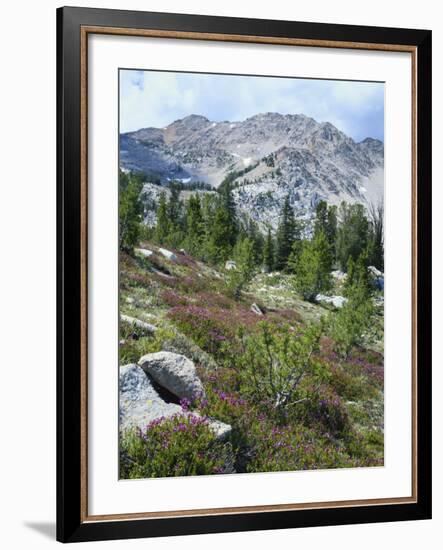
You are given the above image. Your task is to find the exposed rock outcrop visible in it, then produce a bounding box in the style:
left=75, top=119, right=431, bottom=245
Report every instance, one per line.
left=120, top=314, right=157, bottom=334
left=138, top=351, right=205, bottom=400
left=119, top=363, right=231, bottom=441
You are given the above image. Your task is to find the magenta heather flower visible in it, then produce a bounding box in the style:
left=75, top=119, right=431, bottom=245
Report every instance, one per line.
left=180, top=397, right=191, bottom=411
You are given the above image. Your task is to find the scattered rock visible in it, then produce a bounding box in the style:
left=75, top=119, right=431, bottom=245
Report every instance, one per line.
left=250, top=302, right=264, bottom=316
left=119, top=364, right=182, bottom=432
left=138, top=351, right=205, bottom=400
left=158, top=248, right=177, bottom=261
left=315, top=294, right=347, bottom=308
left=135, top=247, right=153, bottom=258
left=225, top=260, right=237, bottom=271
left=206, top=418, right=232, bottom=440
left=121, top=314, right=157, bottom=334
left=179, top=248, right=187, bottom=255
left=331, top=270, right=347, bottom=281
left=368, top=265, right=383, bottom=277
left=120, top=364, right=231, bottom=442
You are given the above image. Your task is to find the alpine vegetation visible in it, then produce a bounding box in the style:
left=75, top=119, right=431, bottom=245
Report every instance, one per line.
left=118, top=71, right=384, bottom=479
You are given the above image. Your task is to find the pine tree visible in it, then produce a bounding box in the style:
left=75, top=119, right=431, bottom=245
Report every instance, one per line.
left=207, top=204, right=234, bottom=264
left=292, top=231, right=333, bottom=302
left=221, top=182, right=238, bottom=248
left=227, top=237, right=257, bottom=300
left=155, top=192, right=170, bottom=244
left=184, top=194, right=204, bottom=255
left=335, top=202, right=370, bottom=271
left=244, top=216, right=264, bottom=266
left=119, top=174, right=143, bottom=252
left=314, top=201, right=328, bottom=237
left=367, top=201, right=384, bottom=271
left=263, top=229, right=274, bottom=273
left=275, top=196, right=298, bottom=270
left=345, top=250, right=372, bottom=298
left=314, top=200, right=337, bottom=257
left=326, top=204, right=338, bottom=258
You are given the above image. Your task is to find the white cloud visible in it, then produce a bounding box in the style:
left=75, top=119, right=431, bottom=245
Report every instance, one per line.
left=119, top=70, right=384, bottom=142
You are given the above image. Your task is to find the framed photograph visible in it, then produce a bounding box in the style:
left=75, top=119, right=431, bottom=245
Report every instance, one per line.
left=57, top=6, right=432, bottom=543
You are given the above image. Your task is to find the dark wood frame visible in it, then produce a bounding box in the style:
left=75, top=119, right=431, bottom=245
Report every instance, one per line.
left=57, top=6, right=432, bottom=543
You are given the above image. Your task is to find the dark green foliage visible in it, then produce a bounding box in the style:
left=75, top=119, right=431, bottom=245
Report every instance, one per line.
left=367, top=202, right=384, bottom=271
left=119, top=172, right=143, bottom=252
left=329, top=284, right=375, bottom=358
left=154, top=192, right=169, bottom=244
left=184, top=194, right=204, bottom=255
left=226, top=237, right=257, bottom=299
left=235, top=322, right=327, bottom=418
left=218, top=162, right=259, bottom=194
left=292, top=231, right=333, bottom=301
left=345, top=250, right=372, bottom=298
left=335, top=202, right=370, bottom=270
left=275, top=196, right=300, bottom=270
left=314, top=201, right=338, bottom=257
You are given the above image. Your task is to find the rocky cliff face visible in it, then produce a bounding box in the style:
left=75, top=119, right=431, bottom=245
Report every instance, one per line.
left=120, top=112, right=384, bottom=228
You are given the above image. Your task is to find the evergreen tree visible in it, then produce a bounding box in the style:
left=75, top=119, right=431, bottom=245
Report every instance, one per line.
left=314, top=201, right=329, bottom=237
left=184, top=194, right=204, bottom=255
left=166, top=185, right=185, bottom=246
left=119, top=174, right=143, bottom=252
left=263, top=228, right=274, bottom=273
left=220, top=182, right=238, bottom=248
left=345, top=250, right=372, bottom=298
left=207, top=203, right=234, bottom=264
left=326, top=204, right=338, bottom=258
left=155, top=192, right=170, bottom=244
left=244, top=216, right=264, bottom=266
left=314, top=201, right=337, bottom=257
left=227, top=237, right=257, bottom=300
left=329, top=283, right=375, bottom=358
left=367, top=201, right=384, bottom=271
left=335, top=202, right=370, bottom=271
left=275, top=196, right=298, bottom=270
left=292, top=231, right=333, bottom=302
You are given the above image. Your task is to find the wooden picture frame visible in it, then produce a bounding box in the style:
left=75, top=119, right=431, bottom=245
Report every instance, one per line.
left=57, top=6, right=432, bottom=543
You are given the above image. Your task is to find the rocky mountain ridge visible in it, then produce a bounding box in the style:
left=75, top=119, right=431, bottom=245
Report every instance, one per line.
left=120, top=112, right=384, bottom=228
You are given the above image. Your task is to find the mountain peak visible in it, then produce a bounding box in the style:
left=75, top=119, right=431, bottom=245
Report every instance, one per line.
left=172, top=114, right=210, bottom=126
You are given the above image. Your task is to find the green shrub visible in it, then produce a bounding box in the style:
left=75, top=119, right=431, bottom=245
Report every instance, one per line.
left=120, top=414, right=232, bottom=479
left=234, top=322, right=328, bottom=419
left=328, top=285, right=375, bottom=358
left=119, top=326, right=176, bottom=364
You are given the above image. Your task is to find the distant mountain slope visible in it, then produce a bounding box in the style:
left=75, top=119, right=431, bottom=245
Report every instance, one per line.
left=120, top=113, right=384, bottom=228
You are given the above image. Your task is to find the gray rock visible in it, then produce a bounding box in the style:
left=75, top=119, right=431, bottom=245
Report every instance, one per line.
left=315, top=294, right=347, bottom=308
left=225, top=260, right=237, bottom=271
left=120, top=314, right=157, bottom=334
left=119, top=364, right=231, bottom=442
left=158, top=248, right=177, bottom=261
left=250, top=302, right=264, bottom=316
left=331, top=270, right=347, bottom=281
left=206, top=418, right=232, bottom=440
left=135, top=247, right=153, bottom=258
left=138, top=351, right=205, bottom=400
left=368, top=265, right=383, bottom=277
left=119, top=364, right=182, bottom=432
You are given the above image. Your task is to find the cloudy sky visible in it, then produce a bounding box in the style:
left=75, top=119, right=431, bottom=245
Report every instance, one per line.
left=120, top=69, right=384, bottom=142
